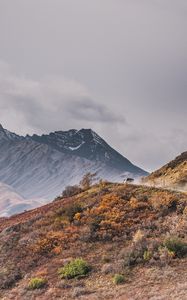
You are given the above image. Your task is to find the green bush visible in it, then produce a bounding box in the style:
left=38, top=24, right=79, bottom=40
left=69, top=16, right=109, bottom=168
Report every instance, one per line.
left=113, top=274, right=125, bottom=285
left=28, top=277, right=47, bottom=290
left=143, top=250, right=152, bottom=261
left=164, top=237, right=187, bottom=258
left=58, top=258, right=91, bottom=279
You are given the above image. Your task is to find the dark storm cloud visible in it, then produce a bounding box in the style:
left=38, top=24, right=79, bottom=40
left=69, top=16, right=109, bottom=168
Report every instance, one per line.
left=0, top=0, right=186, bottom=170
left=66, top=99, right=125, bottom=124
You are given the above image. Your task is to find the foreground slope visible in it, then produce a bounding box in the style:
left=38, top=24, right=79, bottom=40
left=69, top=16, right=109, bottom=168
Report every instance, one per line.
left=143, top=152, right=187, bottom=191
left=0, top=183, right=186, bottom=299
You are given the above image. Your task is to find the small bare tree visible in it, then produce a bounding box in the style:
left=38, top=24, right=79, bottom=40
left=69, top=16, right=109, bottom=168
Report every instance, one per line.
left=79, top=172, right=97, bottom=190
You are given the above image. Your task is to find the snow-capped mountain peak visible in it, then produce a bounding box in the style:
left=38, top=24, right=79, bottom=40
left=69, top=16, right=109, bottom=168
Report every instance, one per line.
left=76, top=128, right=104, bottom=145
left=30, top=128, right=147, bottom=175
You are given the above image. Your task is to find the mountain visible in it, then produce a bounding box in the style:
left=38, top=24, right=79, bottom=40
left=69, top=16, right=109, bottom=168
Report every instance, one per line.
left=0, top=183, right=186, bottom=299
left=143, top=152, right=187, bottom=191
left=0, top=124, right=23, bottom=142
left=0, top=125, right=147, bottom=207
left=0, top=182, right=44, bottom=217
left=0, top=182, right=24, bottom=216
left=30, top=128, right=146, bottom=174
left=0, top=134, right=107, bottom=200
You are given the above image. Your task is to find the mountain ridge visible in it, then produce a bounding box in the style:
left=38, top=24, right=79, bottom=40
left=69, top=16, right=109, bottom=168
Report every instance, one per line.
left=30, top=128, right=146, bottom=175
left=0, top=124, right=148, bottom=215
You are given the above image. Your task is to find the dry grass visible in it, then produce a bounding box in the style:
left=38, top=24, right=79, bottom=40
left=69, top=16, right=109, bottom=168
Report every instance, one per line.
left=0, top=183, right=186, bottom=299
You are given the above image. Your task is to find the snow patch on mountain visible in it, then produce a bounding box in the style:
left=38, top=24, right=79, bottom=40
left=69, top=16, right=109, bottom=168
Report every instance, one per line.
left=69, top=141, right=85, bottom=151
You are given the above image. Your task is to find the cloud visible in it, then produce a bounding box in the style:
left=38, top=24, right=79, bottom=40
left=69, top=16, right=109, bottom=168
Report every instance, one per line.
left=0, top=61, right=186, bottom=172
left=0, top=63, right=125, bottom=135
left=0, top=0, right=186, bottom=171
left=66, top=98, right=125, bottom=124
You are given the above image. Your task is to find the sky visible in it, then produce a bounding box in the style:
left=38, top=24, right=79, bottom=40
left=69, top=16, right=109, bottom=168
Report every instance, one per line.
left=0, top=0, right=186, bottom=171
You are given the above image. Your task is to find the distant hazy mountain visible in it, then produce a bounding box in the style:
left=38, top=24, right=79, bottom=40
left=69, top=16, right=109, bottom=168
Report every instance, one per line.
left=143, top=152, right=187, bottom=191
left=0, top=124, right=147, bottom=212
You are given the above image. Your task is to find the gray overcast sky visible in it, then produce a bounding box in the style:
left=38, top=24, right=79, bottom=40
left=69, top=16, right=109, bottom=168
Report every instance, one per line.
left=0, top=0, right=186, bottom=171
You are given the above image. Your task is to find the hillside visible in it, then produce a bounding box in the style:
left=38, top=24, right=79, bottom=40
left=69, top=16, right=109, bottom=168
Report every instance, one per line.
left=0, top=183, right=186, bottom=299
left=143, top=152, right=187, bottom=191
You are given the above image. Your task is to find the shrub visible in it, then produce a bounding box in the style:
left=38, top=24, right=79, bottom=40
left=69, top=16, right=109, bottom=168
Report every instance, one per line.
left=124, top=247, right=145, bottom=266
left=158, top=247, right=175, bottom=265
left=143, top=250, right=152, bottom=261
left=163, top=237, right=187, bottom=258
left=123, top=230, right=148, bottom=265
left=123, top=231, right=148, bottom=266
left=65, top=204, right=83, bottom=222
left=53, top=216, right=65, bottom=229
left=32, top=237, right=56, bottom=254
left=31, top=231, right=67, bottom=255
left=0, top=269, right=22, bottom=289
left=133, top=230, right=145, bottom=244
left=56, top=203, right=83, bottom=223
left=28, top=277, right=47, bottom=290
left=62, top=185, right=82, bottom=198
left=102, top=254, right=111, bottom=263
left=58, top=258, right=91, bottom=279
left=113, top=274, right=125, bottom=285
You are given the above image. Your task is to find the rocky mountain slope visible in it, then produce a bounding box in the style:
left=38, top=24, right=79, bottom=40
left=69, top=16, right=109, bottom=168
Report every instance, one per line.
left=0, top=183, right=186, bottom=299
left=0, top=125, right=147, bottom=207
left=0, top=137, right=106, bottom=200
left=30, top=128, right=145, bottom=174
left=143, top=152, right=187, bottom=191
